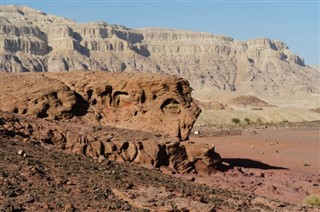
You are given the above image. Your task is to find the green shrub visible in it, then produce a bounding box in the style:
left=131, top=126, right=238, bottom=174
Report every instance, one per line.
left=303, top=194, right=320, bottom=207
left=244, top=118, right=251, bottom=124
left=231, top=118, right=241, bottom=124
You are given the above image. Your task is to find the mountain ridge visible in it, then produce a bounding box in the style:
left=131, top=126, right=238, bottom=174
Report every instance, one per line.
left=1, top=5, right=319, bottom=96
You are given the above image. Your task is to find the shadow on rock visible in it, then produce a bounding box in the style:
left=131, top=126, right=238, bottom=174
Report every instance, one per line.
left=72, top=92, right=89, bottom=116
left=217, top=158, right=289, bottom=171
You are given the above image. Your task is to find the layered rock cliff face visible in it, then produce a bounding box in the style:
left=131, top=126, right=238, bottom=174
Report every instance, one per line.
left=0, top=72, right=201, bottom=141
left=1, top=5, right=319, bottom=95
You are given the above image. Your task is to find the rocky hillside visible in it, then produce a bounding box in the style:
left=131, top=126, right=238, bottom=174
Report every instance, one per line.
left=1, top=136, right=309, bottom=211
left=0, top=109, right=221, bottom=175
left=1, top=5, right=319, bottom=95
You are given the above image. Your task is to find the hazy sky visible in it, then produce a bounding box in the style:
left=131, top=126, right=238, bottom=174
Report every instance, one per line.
left=2, top=0, right=320, bottom=65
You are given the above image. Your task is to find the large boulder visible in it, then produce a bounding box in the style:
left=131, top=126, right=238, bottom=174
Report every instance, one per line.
left=0, top=72, right=201, bottom=140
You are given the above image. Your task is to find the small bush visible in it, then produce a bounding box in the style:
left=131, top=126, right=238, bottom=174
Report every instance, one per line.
left=244, top=118, right=251, bottom=124
left=303, top=194, right=320, bottom=207
left=231, top=118, right=241, bottom=124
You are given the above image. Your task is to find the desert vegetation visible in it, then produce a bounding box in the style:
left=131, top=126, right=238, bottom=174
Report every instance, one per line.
left=231, top=118, right=241, bottom=124
left=303, top=194, right=320, bottom=207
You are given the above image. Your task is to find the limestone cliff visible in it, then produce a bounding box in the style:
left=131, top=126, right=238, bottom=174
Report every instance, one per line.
left=1, top=5, right=319, bottom=96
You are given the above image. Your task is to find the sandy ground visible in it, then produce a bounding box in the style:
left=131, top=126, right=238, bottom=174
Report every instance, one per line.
left=193, top=90, right=320, bottom=109
left=193, top=90, right=320, bottom=126
left=192, top=128, right=319, bottom=174
left=195, top=108, right=320, bottom=126
left=185, top=127, right=320, bottom=204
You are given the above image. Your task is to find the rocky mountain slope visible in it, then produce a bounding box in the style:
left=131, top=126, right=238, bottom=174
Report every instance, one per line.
left=1, top=5, right=319, bottom=96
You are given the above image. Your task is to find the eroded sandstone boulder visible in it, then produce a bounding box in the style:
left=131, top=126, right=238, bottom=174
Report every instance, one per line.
left=0, top=72, right=201, bottom=141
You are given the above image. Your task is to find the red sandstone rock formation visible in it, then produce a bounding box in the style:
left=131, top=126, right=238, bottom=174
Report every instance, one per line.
left=0, top=110, right=221, bottom=174
left=0, top=72, right=221, bottom=174
left=0, top=72, right=201, bottom=141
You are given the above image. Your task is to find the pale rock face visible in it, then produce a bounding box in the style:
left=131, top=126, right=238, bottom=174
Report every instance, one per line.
left=1, top=5, right=319, bottom=96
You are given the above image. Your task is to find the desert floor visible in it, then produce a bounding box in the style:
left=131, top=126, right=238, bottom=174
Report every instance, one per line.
left=1, top=126, right=319, bottom=211
left=185, top=127, right=320, bottom=204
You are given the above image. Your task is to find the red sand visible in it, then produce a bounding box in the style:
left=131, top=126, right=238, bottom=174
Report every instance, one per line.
left=185, top=127, right=320, bottom=204
left=193, top=128, right=320, bottom=174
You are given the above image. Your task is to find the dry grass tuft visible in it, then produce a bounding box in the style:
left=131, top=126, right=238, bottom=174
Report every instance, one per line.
left=303, top=194, right=320, bottom=207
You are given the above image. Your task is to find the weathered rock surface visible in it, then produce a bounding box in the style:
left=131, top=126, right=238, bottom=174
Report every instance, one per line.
left=0, top=72, right=201, bottom=140
left=1, top=5, right=319, bottom=96
left=0, top=110, right=221, bottom=175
